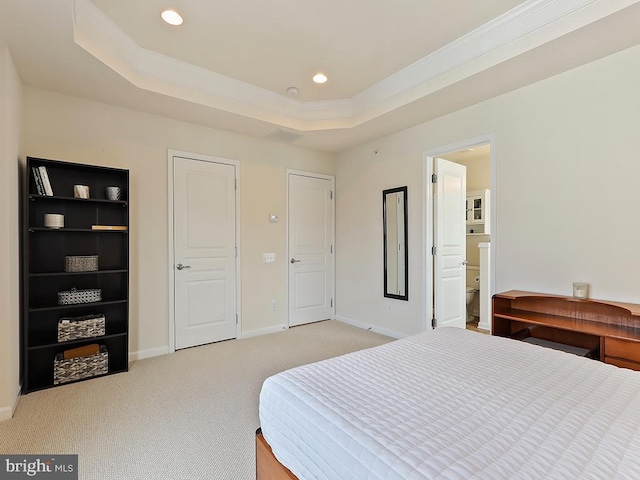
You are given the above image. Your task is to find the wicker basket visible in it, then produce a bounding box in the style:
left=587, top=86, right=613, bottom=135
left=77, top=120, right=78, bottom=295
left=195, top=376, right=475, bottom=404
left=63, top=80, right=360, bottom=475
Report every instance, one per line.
left=53, top=345, right=108, bottom=385
left=58, top=314, right=105, bottom=342
left=65, top=255, right=98, bottom=273
left=58, top=288, right=102, bottom=305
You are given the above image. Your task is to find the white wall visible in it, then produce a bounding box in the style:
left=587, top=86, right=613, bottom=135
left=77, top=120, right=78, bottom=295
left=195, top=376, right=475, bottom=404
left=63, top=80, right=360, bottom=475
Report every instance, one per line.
left=452, top=155, right=490, bottom=192
left=336, top=43, right=640, bottom=337
left=22, top=87, right=335, bottom=358
left=0, top=45, right=22, bottom=420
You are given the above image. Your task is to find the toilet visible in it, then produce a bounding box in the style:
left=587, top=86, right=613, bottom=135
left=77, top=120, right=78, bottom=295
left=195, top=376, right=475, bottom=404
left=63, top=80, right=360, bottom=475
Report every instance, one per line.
left=465, top=287, right=477, bottom=322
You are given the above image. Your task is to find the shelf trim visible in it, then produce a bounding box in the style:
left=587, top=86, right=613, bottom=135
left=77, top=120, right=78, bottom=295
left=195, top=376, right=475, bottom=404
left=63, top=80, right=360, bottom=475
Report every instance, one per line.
left=29, top=227, right=128, bottom=233
left=29, top=269, right=128, bottom=277
left=494, top=290, right=640, bottom=317
left=29, top=194, right=127, bottom=205
left=29, top=299, right=128, bottom=312
left=494, top=309, right=640, bottom=341
left=24, top=368, right=129, bottom=394
left=28, top=332, right=128, bottom=351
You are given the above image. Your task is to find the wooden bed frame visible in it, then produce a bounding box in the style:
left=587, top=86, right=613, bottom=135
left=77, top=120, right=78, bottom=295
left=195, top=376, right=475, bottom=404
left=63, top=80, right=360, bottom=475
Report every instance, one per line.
left=256, top=429, right=298, bottom=480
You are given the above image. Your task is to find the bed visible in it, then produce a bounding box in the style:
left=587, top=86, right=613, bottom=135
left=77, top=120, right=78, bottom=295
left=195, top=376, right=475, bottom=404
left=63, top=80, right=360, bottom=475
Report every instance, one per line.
left=257, top=327, right=640, bottom=479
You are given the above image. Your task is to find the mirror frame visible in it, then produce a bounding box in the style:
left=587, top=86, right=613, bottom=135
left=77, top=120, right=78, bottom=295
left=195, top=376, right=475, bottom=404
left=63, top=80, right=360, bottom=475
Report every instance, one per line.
left=383, top=186, right=408, bottom=301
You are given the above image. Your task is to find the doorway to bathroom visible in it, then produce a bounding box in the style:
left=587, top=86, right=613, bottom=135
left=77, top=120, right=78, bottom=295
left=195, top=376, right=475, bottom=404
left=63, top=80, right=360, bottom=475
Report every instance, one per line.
left=424, top=135, right=495, bottom=335
left=440, top=144, right=492, bottom=334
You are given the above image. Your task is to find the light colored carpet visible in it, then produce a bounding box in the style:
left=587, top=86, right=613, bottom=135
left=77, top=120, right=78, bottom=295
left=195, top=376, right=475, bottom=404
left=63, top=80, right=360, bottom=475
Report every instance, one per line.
left=0, top=320, right=391, bottom=479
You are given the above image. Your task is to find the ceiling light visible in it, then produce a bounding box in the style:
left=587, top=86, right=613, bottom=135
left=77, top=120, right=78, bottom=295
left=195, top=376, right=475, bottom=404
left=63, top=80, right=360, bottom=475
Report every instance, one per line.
left=161, top=9, right=183, bottom=26
left=313, top=73, right=328, bottom=84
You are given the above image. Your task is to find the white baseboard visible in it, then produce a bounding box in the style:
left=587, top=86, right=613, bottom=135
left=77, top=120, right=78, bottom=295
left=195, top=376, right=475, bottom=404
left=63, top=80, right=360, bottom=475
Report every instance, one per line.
left=334, top=315, right=404, bottom=339
left=126, top=318, right=399, bottom=361
left=129, top=346, right=170, bottom=362
left=239, top=324, right=288, bottom=339
left=129, top=325, right=291, bottom=361
left=477, top=321, right=491, bottom=332
left=0, top=383, right=21, bottom=422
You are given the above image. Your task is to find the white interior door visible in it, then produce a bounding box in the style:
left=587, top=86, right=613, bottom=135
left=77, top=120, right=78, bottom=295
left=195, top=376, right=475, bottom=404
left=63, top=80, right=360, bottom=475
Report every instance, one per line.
left=174, top=156, right=237, bottom=349
left=434, top=158, right=467, bottom=329
left=288, top=173, right=334, bottom=327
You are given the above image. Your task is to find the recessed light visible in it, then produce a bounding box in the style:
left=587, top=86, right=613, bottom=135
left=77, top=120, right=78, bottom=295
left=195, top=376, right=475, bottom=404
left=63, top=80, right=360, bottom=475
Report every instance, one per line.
left=161, top=9, right=183, bottom=26
left=312, top=73, right=328, bottom=84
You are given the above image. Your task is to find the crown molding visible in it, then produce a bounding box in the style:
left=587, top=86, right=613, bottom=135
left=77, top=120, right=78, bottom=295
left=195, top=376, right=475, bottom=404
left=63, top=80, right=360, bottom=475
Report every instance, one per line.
left=73, top=0, right=639, bottom=131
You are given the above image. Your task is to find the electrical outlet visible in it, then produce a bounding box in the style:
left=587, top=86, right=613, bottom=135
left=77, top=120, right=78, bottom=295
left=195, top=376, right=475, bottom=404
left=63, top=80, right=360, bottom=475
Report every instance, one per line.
left=271, top=300, right=277, bottom=311
left=263, top=253, right=276, bottom=263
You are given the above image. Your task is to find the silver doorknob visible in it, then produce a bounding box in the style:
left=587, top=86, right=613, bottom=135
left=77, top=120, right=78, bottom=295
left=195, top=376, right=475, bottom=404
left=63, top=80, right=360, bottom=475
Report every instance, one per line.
left=176, top=263, right=192, bottom=270
left=461, top=260, right=469, bottom=265
left=290, top=258, right=301, bottom=264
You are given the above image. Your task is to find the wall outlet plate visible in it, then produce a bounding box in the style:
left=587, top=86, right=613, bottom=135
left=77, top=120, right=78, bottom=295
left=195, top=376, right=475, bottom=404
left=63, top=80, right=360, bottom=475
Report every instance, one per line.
left=263, top=253, right=276, bottom=263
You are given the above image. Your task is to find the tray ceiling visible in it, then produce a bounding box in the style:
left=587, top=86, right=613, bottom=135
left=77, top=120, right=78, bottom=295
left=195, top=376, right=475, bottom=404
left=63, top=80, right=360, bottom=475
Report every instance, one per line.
left=2, top=0, right=640, bottom=152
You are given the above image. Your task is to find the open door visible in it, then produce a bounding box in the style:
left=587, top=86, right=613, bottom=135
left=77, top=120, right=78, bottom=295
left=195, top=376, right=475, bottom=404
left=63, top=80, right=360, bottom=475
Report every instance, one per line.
left=433, top=158, right=467, bottom=329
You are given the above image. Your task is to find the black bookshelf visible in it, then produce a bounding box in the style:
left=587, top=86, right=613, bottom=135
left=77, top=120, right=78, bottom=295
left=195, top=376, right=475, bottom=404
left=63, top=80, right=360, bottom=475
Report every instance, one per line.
left=22, top=157, right=129, bottom=392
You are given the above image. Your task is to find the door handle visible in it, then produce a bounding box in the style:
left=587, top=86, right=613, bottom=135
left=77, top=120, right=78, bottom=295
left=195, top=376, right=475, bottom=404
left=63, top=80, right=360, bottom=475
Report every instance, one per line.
left=290, top=258, right=301, bottom=264
left=176, top=263, right=192, bottom=270
left=461, top=260, right=469, bottom=265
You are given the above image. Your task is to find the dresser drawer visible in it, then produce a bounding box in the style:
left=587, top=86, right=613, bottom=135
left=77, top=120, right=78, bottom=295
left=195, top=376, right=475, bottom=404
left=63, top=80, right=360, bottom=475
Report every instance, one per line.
left=604, top=337, right=640, bottom=364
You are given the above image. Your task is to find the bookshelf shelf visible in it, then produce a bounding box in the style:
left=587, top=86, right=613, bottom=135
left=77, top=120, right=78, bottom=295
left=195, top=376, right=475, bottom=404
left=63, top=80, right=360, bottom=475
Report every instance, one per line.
left=492, top=291, right=640, bottom=371
left=30, top=269, right=128, bottom=278
left=29, top=228, right=128, bottom=233
left=29, top=194, right=127, bottom=205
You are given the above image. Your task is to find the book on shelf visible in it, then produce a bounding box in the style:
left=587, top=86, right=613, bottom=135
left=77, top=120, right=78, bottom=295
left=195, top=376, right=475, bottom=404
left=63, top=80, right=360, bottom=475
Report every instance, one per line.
left=38, top=166, right=54, bottom=196
left=91, top=225, right=128, bottom=231
left=31, top=166, right=45, bottom=195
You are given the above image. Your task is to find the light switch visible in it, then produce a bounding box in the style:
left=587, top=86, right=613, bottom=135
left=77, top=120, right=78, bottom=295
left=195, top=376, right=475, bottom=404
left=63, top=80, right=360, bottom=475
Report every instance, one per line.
left=263, top=253, right=276, bottom=263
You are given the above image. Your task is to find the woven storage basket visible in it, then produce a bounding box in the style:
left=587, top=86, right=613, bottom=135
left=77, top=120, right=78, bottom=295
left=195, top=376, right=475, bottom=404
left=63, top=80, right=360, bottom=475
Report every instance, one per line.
left=58, top=314, right=105, bottom=342
left=53, top=345, right=108, bottom=385
left=65, top=255, right=98, bottom=273
left=58, top=288, right=102, bottom=305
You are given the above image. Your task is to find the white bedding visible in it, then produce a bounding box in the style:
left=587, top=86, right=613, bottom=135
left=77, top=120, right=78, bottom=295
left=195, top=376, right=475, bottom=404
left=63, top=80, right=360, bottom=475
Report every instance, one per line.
left=259, top=327, right=640, bottom=479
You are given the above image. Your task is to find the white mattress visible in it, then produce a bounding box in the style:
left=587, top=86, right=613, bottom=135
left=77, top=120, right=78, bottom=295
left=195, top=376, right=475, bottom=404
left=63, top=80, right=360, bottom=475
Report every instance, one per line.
left=259, top=327, right=640, bottom=479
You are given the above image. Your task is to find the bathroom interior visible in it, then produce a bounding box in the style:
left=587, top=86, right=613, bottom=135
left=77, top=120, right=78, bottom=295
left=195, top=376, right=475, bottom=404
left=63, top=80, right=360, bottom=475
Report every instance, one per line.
left=442, top=144, right=491, bottom=333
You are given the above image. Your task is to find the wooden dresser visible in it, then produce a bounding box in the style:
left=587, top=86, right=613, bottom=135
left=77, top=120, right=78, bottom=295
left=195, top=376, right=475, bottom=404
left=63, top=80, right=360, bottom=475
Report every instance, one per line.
left=492, top=290, right=640, bottom=371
